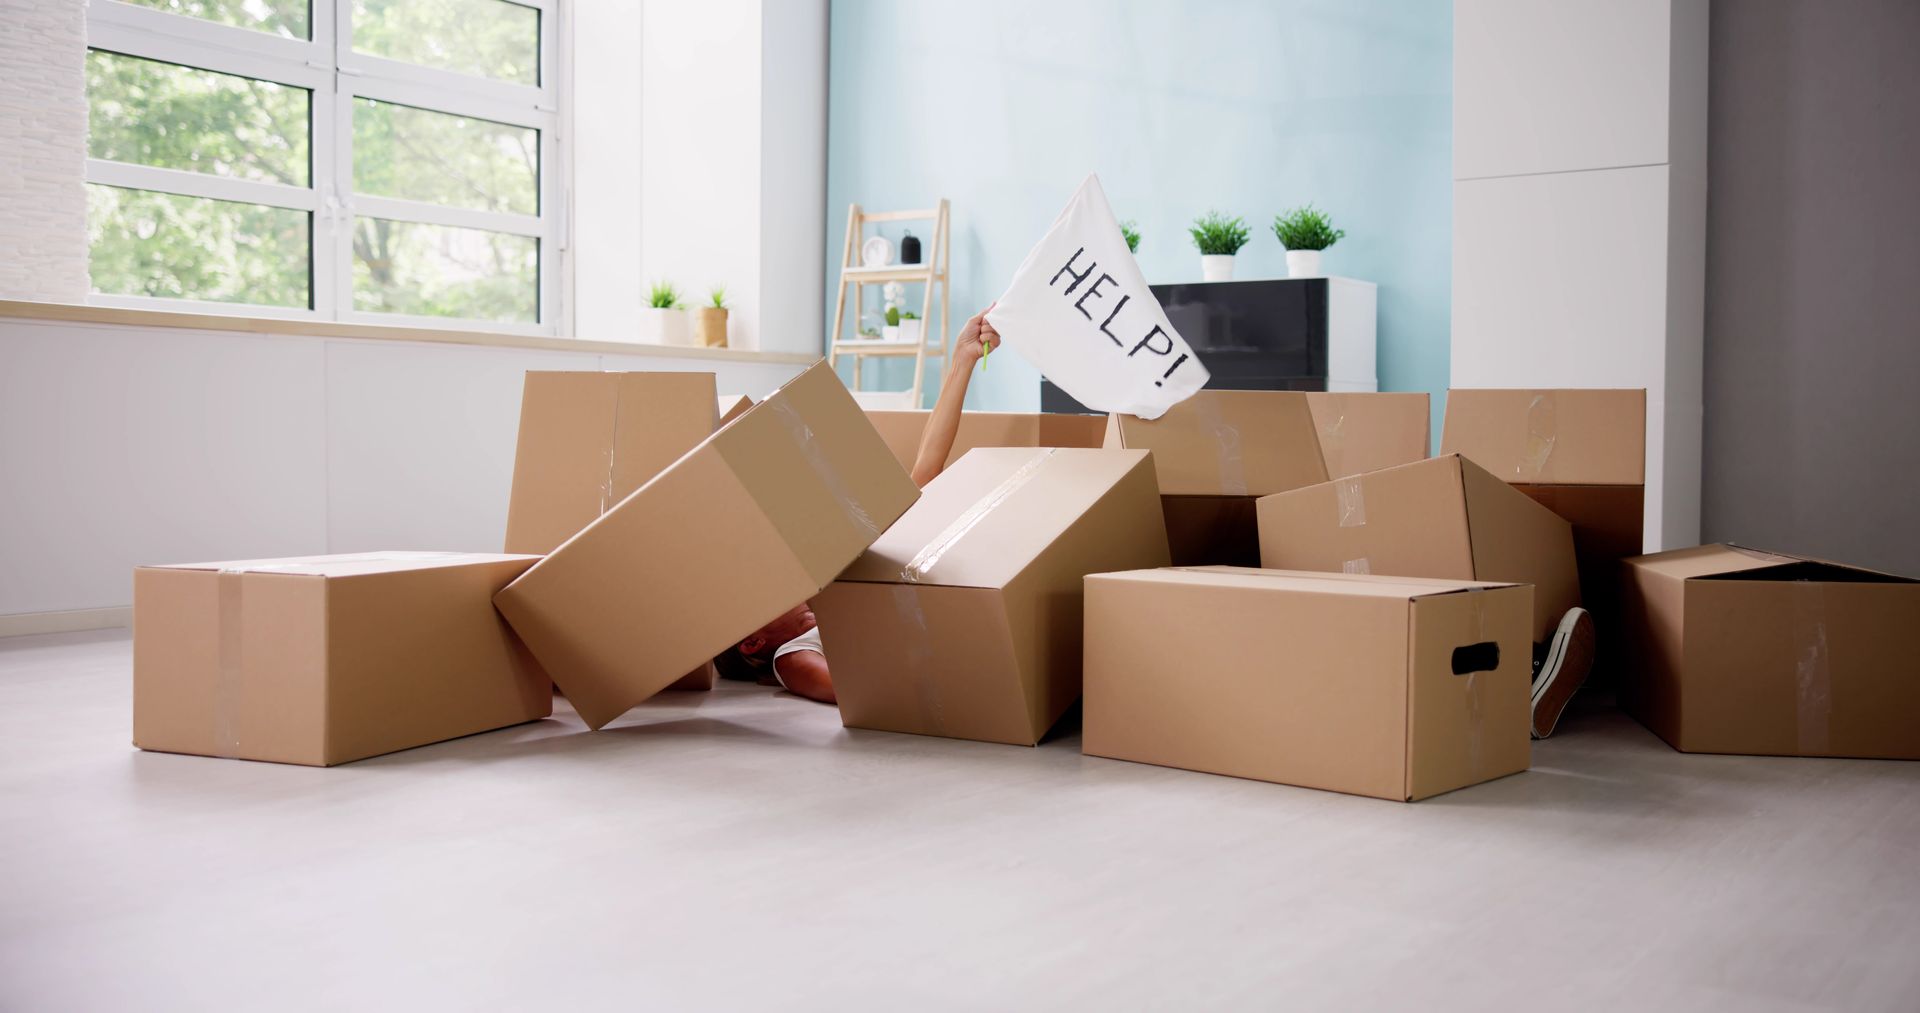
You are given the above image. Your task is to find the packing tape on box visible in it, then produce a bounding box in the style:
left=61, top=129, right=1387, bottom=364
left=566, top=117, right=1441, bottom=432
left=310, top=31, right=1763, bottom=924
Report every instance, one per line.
left=214, top=569, right=245, bottom=758
left=771, top=400, right=879, bottom=537
left=1342, top=557, right=1371, bottom=575
left=889, top=585, right=945, bottom=735
left=1319, top=410, right=1348, bottom=478
left=1336, top=476, right=1367, bottom=528
left=1792, top=581, right=1833, bottom=755
left=1519, top=392, right=1558, bottom=483
left=1464, top=590, right=1487, bottom=777
left=900, top=449, right=1056, bottom=583
left=1192, top=400, right=1248, bottom=496
left=601, top=382, right=623, bottom=515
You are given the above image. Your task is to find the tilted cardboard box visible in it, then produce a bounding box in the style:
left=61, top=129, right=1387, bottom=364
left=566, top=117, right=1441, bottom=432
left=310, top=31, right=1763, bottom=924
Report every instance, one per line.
left=504, top=371, right=719, bottom=556
left=1442, top=388, right=1645, bottom=628
left=1083, top=567, right=1532, bottom=801
left=493, top=361, right=920, bottom=730
left=1304, top=391, right=1431, bottom=479
left=816, top=447, right=1170, bottom=746
left=717, top=393, right=755, bottom=427
left=1104, top=390, right=1328, bottom=567
left=1620, top=544, right=1920, bottom=759
left=863, top=409, right=1107, bottom=473
left=1256, top=454, right=1579, bottom=643
left=134, top=552, right=551, bottom=766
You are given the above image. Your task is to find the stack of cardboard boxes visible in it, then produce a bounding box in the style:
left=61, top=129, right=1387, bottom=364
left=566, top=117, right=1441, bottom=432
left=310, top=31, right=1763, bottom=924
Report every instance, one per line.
left=132, top=369, right=1918, bottom=793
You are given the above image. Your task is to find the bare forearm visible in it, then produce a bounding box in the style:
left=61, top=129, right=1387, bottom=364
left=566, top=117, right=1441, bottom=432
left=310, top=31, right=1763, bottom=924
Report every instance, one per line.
left=910, top=350, right=980, bottom=486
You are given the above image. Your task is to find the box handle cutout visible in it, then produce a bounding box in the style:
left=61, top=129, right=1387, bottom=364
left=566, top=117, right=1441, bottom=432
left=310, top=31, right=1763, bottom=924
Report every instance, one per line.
left=1451, top=642, right=1500, bottom=676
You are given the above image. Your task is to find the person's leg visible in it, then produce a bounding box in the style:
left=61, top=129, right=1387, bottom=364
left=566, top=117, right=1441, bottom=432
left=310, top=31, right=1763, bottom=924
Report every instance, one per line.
left=1531, top=607, right=1596, bottom=738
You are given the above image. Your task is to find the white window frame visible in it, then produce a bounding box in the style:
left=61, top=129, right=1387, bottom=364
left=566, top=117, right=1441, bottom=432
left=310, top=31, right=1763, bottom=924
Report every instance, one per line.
left=83, top=0, right=568, bottom=337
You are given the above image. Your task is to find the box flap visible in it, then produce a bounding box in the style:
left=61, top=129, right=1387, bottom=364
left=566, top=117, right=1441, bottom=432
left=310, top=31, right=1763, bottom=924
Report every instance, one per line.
left=1256, top=455, right=1477, bottom=585
left=1105, top=389, right=1327, bottom=496
left=838, top=447, right=1152, bottom=589
left=1457, top=454, right=1581, bottom=641
left=1304, top=391, right=1431, bottom=479
left=142, top=551, right=537, bottom=578
left=1096, top=566, right=1520, bottom=600
left=1622, top=543, right=1797, bottom=581
left=863, top=409, right=1106, bottom=471
left=717, top=393, right=755, bottom=427
left=610, top=372, right=719, bottom=502
left=1442, top=388, right=1645, bottom=485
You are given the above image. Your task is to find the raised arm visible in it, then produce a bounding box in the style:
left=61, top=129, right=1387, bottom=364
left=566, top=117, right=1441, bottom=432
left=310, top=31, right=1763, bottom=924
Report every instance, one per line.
left=910, top=307, right=1001, bottom=487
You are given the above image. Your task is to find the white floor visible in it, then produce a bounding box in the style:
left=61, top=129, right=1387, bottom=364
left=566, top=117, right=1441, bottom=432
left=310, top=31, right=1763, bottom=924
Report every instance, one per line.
left=2, top=629, right=1917, bottom=1012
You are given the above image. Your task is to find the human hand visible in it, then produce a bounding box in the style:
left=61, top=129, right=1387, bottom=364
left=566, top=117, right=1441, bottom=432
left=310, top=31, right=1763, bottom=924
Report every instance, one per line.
left=954, top=304, right=1000, bottom=364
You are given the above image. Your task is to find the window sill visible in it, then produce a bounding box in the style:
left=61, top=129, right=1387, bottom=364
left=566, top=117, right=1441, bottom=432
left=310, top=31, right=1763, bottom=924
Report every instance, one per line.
left=0, top=299, right=820, bottom=366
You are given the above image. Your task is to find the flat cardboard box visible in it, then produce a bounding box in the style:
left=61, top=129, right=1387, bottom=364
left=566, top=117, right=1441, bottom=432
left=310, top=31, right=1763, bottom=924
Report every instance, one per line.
left=1620, top=544, right=1920, bottom=759
left=717, top=393, right=755, bottom=427
left=493, top=360, right=920, bottom=730
left=504, top=370, right=719, bottom=556
left=1083, top=567, right=1532, bottom=801
left=1255, top=454, right=1579, bottom=643
left=863, top=409, right=1106, bottom=472
left=134, top=551, right=551, bottom=766
left=1304, top=391, right=1431, bottom=479
left=816, top=447, right=1170, bottom=746
left=1104, top=390, right=1328, bottom=566
left=1442, top=388, right=1646, bottom=629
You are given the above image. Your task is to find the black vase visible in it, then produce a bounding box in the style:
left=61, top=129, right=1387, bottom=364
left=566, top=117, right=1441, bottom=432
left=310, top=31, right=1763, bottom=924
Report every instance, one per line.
left=900, top=230, right=921, bottom=265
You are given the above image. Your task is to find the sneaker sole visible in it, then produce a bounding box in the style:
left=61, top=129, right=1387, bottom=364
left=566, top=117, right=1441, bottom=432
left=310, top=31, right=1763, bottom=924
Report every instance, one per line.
left=1531, top=608, right=1596, bottom=739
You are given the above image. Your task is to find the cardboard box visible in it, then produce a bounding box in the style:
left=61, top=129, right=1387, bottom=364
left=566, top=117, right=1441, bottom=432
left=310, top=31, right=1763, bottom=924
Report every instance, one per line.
left=1620, top=544, right=1920, bottom=760
left=134, top=551, right=550, bottom=766
left=1304, top=391, right=1431, bottom=479
left=493, top=361, right=920, bottom=730
left=717, top=393, right=755, bottom=427
left=503, top=371, right=719, bottom=556
left=1441, top=388, right=1646, bottom=625
left=1083, top=567, right=1532, bottom=801
left=863, top=409, right=1107, bottom=472
left=1255, top=455, right=1579, bottom=643
left=816, top=447, right=1170, bottom=746
left=1104, top=390, right=1328, bottom=567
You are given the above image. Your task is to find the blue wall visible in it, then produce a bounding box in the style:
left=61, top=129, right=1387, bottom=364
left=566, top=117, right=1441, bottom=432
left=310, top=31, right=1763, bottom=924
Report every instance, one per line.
left=825, top=0, right=1451, bottom=427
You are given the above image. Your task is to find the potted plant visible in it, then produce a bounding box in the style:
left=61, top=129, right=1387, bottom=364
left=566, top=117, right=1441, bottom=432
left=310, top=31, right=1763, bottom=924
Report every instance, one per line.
left=1271, top=204, right=1346, bottom=278
left=1120, top=219, right=1141, bottom=254
left=693, top=285, right=729, bottom=347
left=1189, top=211, right=1250, bottom=281
left=898, top=309, right=922, bottom=346
left=883, top=305, right=902, bottom=342
left=640, top=279, right=690, bottom=345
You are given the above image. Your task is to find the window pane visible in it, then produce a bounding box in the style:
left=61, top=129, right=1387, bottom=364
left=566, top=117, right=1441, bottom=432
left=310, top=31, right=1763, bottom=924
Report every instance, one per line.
left=353, top=99, right=538, bottom=215
left=87, top=184, right=310, bottom=308
left=87, top=50, right=310, bottom=187
left=352, top=0, right=539, bottom=86
left=352, top=218, right=536, bottom=322
left=116, top=0, right=310, bottom=40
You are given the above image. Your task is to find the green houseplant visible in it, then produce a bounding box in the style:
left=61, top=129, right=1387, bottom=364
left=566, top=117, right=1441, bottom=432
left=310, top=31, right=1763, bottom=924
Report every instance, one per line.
left=1189, top=211, right=1250, bottom=281
left=693, top=284, right=729, bottom=347
left=1271, top=204, right=1345, bottom=278
left=1120, top=220, right=1141, bottom=254
left=640, top=279, right=691, bottom=345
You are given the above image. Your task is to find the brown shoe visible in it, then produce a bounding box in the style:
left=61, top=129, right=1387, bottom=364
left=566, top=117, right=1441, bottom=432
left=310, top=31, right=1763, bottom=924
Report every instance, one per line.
left=1531, top=607, right=1595, bottom=739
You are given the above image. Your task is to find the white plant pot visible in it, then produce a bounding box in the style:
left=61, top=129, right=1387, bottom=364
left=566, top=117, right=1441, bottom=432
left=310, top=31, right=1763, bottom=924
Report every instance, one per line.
left=1285, top=249, right=1324, bottom=278
left=883, top=325, right=901, bottom=342
left=1200, top=254, right=1236, bottom=282
left=639, top=306, right=692, bottom=345
left=898, top=319, right=922, bottom=345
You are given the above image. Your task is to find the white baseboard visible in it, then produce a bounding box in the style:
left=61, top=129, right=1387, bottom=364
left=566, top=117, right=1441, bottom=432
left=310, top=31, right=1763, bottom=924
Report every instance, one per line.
left=0, top=607, right=132, bottom=638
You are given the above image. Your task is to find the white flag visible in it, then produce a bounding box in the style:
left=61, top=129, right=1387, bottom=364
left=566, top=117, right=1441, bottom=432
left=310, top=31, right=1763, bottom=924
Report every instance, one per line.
left=986, top=174, right=1209, bottom=419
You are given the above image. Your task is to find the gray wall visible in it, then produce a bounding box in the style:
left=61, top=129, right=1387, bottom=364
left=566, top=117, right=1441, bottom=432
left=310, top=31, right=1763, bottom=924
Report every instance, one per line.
left=1703, top=0, right=1920, bottom=575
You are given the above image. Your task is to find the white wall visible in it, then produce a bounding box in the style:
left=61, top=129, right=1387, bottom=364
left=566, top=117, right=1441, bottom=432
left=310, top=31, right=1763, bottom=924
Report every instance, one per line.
left=569, top=2, right=645, bottom=341
left=0, top=0, right=88, bottom=302
left=1452, top=0, right=1707, bottom=550
left=0, top=315, right=804, bottom=623
left=758, top=0, right=828, bottom=354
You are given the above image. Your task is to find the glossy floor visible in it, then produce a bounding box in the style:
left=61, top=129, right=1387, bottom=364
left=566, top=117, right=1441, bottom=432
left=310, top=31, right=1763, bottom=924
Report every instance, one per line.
left=3, top=629, right=1917, bottom=1011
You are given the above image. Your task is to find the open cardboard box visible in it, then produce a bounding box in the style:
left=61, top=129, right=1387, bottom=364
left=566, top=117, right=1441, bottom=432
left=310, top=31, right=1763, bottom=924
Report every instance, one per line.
left=1621, top=544, right=1920, bottom=759
left=1304, top=391, right=1431, bottom=479
left=493, top=361, right=919, bottom=729
left=1083, top=567, right=1532, bottom=801
left=817, top=447, right=1169, bottom=746
left=862, top=408, right=1107, bottom=473
left=1104, top=390, right=1328, bottom=566
left=134, top=551, right=551, bottom=766
left=1256, top=454, right=1579, bottom=644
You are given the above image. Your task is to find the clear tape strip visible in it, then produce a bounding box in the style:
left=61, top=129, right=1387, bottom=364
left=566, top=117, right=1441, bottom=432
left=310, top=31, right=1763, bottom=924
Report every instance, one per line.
left=1520, top=392, right=1558, bottom=483
left=1342, top=557, right=1371, bottom=575
left=601, top=379, right=622, bottom=516
left=900, top=449, right=1056, bottom=582
left=1792, top=582, right=1833, bottom=755
left=771, top=400, right=878, bottom=538
left=890, top=585, right=943, bottom=735
left=1336, top=476, right=1367, bottom=528
left=1194, top=400, right=1247, bottom=496
left=1320, top=410, right=1347, bottom=478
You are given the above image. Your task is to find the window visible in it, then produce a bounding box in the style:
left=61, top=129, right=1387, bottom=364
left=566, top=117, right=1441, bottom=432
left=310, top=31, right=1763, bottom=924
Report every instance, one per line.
left=84, top=0, right=564, bottom=333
